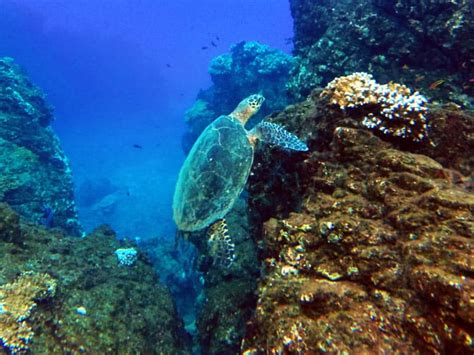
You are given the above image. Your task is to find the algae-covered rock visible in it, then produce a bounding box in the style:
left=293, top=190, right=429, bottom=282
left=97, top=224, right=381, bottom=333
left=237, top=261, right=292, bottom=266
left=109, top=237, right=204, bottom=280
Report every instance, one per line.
left=287, top=0, right=473, bottom=107
left=197, top=278, right=256, bottom=354
left=243, top=83, right=473, bottom=353
left=191, top=197, right=259, bottom=355
left=0, top=203, right=190, bottom=353
left=0, top=57, right=81, bottom=235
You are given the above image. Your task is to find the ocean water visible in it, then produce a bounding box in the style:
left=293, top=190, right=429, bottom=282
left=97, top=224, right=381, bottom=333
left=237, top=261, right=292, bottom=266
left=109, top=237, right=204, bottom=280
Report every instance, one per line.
left=0, top=0, right=293, bottom=239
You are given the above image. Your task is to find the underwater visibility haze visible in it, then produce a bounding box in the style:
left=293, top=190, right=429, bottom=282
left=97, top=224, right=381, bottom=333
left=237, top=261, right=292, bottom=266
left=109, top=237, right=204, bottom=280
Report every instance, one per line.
left=0, top=0, right=293, bottom=239
left=0, top=0, right=473, bottom=353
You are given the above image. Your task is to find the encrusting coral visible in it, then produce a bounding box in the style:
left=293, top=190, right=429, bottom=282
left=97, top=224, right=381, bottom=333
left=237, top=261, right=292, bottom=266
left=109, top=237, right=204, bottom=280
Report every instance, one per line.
left=321, top=72, right=430, bottom=142
left=0, top=272, right=57, bottom=352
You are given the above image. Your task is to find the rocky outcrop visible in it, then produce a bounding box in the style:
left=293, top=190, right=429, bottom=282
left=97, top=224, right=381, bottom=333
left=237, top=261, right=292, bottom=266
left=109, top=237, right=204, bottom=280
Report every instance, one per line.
left=0, top=203, right=190, bottom=353
left=242, top=84, right=473, bottom=353
left=181, top=2, right=474, bottom=351
left=0, top=57, right=82, bottom=235
left=287, top=0, right=473, bottom=107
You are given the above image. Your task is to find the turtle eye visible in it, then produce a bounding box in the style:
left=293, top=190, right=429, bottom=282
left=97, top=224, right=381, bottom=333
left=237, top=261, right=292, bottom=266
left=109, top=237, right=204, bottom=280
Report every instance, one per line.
left=254, top=95, right=264, bottom=105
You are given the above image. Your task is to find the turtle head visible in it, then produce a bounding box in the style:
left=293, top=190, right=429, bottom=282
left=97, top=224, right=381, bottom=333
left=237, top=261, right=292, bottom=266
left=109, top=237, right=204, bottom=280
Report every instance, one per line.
left=229, top=94, right=265, bottom=125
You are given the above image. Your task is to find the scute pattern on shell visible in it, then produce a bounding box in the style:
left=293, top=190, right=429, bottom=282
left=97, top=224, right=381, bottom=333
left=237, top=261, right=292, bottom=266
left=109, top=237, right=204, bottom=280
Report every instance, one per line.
left=173, top=115, right=254, bottom=231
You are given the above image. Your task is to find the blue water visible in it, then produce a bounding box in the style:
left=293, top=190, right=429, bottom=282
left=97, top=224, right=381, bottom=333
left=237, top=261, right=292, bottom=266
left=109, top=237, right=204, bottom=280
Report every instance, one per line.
left=0, top=0, right=293, bottom=239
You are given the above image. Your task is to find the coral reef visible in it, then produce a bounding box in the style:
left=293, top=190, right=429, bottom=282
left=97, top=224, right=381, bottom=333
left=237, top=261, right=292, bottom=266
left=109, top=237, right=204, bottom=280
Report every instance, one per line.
left=287, top=0, right=474, bottom=106
left=182, top=41, right=294, bottom=153
left=0, top=57, right=82, bottom=235
left=242, top=83, right=473, bottom=353
left=0, top=203, right=190, bottom=353
left=180, top=2, right=474, bottom=351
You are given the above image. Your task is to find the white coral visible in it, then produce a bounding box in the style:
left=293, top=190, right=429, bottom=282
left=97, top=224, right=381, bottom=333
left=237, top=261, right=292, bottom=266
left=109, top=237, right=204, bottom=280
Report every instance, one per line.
left=322, top=72, right=430, bottom=142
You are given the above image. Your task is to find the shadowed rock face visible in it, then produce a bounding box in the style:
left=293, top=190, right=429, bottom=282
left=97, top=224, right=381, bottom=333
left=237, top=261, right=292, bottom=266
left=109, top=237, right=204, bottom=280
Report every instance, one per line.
left=287, top=0, right=474, bottom=107
left=0, top=57, right=82, bottom=236
left=242, top=91, right=473, bottom=353
left=191, top=196, right=259, bottom=355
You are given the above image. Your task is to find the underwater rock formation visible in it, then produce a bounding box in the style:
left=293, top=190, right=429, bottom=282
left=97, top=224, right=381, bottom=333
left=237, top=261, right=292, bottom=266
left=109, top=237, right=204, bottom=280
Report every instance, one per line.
left=287, top=0, right=473, bottom=107
left=139, top=236, right=202, bottom=337
left=191, top=197, right=259, bottom=355
left=0, top=57, right=82, bottom=236
left=76, top=177, right=119, bottom=208
left=0, top=203, right=190, bottom=353
left=183, top=41, right=294, bottom=153
left=242, top=78, right=473, bottom=353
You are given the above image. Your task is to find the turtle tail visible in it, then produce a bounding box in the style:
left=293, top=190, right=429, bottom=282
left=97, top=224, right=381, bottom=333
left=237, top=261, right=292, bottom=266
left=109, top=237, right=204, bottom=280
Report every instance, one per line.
left=207, top=219, right=236, bottom=268
left=254, top=121, right=308, bottom=151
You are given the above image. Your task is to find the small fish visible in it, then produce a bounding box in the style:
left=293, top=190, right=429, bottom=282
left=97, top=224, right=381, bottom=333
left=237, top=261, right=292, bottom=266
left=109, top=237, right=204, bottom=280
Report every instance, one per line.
left=429, top=79, right=445, bottom=90
left=402, top=64, right=410, bottom=70
left=414, top=75, right=425, bottom=82
left=132, top=144, right=143, bottom=149
left=166, top=63, right=171, bottom=68
left=215, top=35, right=220, bottom=40
left=201, top=46, right=208, bottom=50
left=211, top=41, right=217, bottom=47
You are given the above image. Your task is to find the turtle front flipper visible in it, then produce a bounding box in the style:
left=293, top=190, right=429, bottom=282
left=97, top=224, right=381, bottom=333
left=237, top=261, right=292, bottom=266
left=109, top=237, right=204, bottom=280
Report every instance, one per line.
left=207, top=219, right=236, bottom=268
left=252, top=121, right=309, bottom=151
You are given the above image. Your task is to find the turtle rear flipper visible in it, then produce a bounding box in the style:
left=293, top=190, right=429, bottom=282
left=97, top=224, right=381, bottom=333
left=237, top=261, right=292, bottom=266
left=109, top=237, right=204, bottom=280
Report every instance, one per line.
left=253, top=121, right=308, bottom=151
left=207, top=219, right=235, bottom=268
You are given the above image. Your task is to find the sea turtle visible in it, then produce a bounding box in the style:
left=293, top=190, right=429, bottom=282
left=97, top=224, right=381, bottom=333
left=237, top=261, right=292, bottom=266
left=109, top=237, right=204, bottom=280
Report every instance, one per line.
left=173, top=94, right=308, bottom=267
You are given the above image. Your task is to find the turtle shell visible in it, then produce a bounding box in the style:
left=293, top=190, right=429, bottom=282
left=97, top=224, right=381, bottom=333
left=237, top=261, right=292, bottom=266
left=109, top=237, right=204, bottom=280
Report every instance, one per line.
left=173, top=115, right=254, bottom=231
